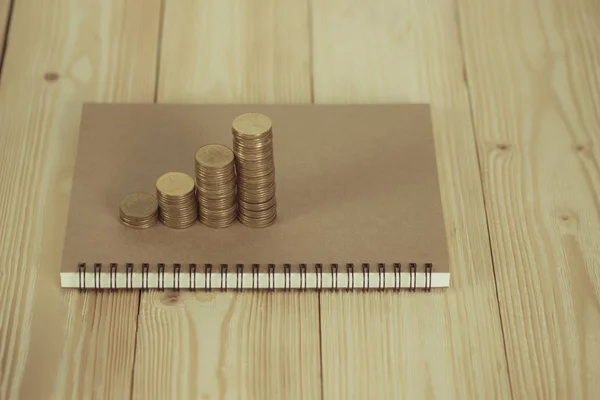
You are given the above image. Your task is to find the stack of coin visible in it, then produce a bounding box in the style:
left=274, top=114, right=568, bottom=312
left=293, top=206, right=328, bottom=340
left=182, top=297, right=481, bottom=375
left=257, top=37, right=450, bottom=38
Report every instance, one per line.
left=194, top=144, right=238, bottom=228
left=155, top=172, right=198, bottom=229
left=232, top=113, right=277, bottom=228
left=119, top=192, right=159, bottom=229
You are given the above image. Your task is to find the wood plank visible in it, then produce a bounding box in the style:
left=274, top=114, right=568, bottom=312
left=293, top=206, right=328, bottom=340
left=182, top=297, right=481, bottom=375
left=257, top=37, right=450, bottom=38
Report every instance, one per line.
left=458, top=0, right=600, bottom=397
left=132, top=1, right=320, bottom=399
left=0, top=1, right=160, bottom=398
left=157, top=0, right=311, bottom=103
left=0, top=0, right=11, bottom=62
left=311, top=1, right=512, bottom=398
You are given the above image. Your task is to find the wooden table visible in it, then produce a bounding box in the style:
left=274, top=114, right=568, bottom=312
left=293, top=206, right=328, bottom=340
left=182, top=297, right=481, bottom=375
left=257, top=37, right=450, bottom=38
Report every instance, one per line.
left=1, top=1, right=598, bottom=398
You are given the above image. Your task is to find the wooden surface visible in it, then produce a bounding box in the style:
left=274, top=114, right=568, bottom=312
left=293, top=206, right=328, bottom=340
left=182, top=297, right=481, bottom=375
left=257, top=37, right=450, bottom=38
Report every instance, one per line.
left=312, top=1, right=510, bottom=398
left=0, top=0, right=598, bottom=399
left=458, top=0, right=600, bottom=398
left=0, top=1, right=160, bottom=399
left=0, top=0, right=10, bottom=62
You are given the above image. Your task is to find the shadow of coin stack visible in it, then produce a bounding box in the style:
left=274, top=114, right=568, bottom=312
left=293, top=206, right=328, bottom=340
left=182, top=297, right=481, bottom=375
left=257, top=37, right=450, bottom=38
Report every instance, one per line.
left=155, top=172, right=198, bottom=229
left=232, top=113, right=277, bottom=228
left=194, top=144, right=238, bottom=228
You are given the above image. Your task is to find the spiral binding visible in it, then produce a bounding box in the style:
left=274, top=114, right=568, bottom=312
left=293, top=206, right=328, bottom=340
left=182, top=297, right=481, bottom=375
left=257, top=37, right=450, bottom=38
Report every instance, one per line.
left=75, top=262, right=435, bottom=292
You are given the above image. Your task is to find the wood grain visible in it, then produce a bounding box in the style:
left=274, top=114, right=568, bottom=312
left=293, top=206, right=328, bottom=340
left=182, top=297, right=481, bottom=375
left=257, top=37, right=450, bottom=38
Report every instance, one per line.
left=311, top=0, right=512, bottom=398
left=132, top=1, right=320, bottom=399
left=458, top=0, right=600, bottom=398
left=0, top=1, right=160, bottom=399
left=157, top=0, right=311, bottom=103
left=0, top=0, right=10, bottom=62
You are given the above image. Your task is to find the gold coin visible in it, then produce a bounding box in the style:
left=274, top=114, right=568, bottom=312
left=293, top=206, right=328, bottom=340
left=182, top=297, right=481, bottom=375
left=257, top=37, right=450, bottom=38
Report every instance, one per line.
left=159, top=211, right=197, bottom=219
left=196, top=172, right=235, bottom=181
left=235, top=158, right=274, bottom=170
left=197, top=182, right=235, bottom=190
left=233, top=129, right=272, bottom=140
left=160, top=213, right=198, bottom=221
left=120, top=219, right=157, bottom=229
left=201, top=211, right=238, bottom=220
left=237, top=191, right=275, bottom=202
left=238, top=213, right=277, bottom=224
left=197, top=190, right=236, bottom=199
left=196, top=179, right=236, bottom=189
left=232, top=113, right=272, bottom=139
left=120, top=208, right=158, bottom=218
left=198, top=196, right=237, bottom=207
left=234, top=138, right=273, bottom=148
left=156, top=196, right=197, bottom=205
left=120, top=215, right=157, bottom=225
left=239, top=197, right=277, bottom=212
left=198, top=202, right=237, bottom=211
left=234, top=134, right=272, bottom=144
left=237, top=178, right=275, bottom=190
left=201, top=203, right=237, bottom=215
left=237, top=181, right=275, bottom=190
left=197, top=191, right=236, bottom=200
left=200, top=214, right=238, bottom=222
left=119, top=192, right=159, bottom=219
left=199, top=190, right=235, bottom=198
left=238, top=212, right=277, bottom=228
left=234, top=154, right=273, bottom=164
left=159, top=202, right=195, bottom=210
left=238, top=182, right=275, bottom=194
left=199, top=197, right=235, bottom=206
left=238, top=194, right=275, bottom=204
left=236, top=169, right=275, bottom=180
left=160, top=219, right=196, bottom=229
left=160, top=208, right=198, bottom=218
left=156, top=192, right=196, bottom=200
left=237, top=186, right=275, bottom=196
left=195, top=144, right=235, bottom=169
left=197, top=188, right=236, bottom=197
left=238, top=184, right=276, bottom=194
left=233, top=144, right=273, bottom=155
left=234, top=143, right=273, bottom=153
left=200, top=217, right=237, bottom=229
left=156, top=172, right=195, bottom=197
left=238, top=207, right=276, bottom=220
left=233, top=145, right=273, bottom=155
left=120, top=213, right=158, bottom=224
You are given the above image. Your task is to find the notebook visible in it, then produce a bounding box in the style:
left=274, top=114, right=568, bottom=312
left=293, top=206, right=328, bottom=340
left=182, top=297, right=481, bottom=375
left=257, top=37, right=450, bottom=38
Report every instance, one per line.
left=60, top=103, right=450, bottom=291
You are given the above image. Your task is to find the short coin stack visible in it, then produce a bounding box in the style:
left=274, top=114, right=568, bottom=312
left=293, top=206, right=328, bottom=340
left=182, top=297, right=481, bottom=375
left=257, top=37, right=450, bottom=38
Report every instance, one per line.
left=119, top=192, right=158, bottom=229
left=194, top=144, right=238, bottom=228
left=232, top=113, right=277, bottom=228
left=155, top=172, right=198, bottom=229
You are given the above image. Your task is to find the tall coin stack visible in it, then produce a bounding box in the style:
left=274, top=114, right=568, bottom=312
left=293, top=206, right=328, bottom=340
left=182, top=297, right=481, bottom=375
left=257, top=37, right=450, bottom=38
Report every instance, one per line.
left=155, top=172, right=198, bottom=229
left=232, top=113, right=277, bottom=228
left=194, top=144, right=238, bottom=228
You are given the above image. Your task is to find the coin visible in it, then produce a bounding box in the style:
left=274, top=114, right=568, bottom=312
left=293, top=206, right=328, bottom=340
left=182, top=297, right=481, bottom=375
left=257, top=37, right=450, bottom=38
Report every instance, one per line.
left=156, top=172, right=195, bottom=197
left=119, top=192, right=158, bottom=229
left=231, top=113, right=277, bottom=228
left=238, top=211, right=277, bottom=228
left=238, top=205, right=276, bottom=219
left=156, top=172, right=198, bottom=229
left=194, top=144, right=238, bottom=228
left=238, top=196, right=277, bottom=212
left=195, top=144, right=235, bottom=169
left=232, top=113, right=272, bottom=139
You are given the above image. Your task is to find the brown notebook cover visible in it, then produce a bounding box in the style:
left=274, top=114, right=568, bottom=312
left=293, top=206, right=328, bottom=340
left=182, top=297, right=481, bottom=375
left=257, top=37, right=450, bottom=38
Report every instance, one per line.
left=60, top=103, right=450, bottom=291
